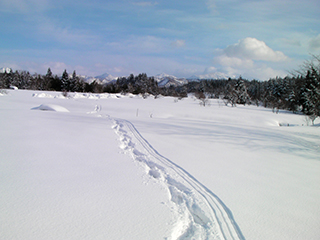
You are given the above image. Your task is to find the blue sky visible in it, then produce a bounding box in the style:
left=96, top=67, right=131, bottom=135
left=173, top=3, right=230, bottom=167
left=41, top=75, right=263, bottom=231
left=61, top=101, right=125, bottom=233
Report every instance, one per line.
left=1, top=0, right=319, bottom=79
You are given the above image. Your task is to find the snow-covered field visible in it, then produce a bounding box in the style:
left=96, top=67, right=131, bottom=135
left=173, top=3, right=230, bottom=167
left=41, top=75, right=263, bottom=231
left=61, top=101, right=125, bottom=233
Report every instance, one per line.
left=1, top=89, right=319, bottom=240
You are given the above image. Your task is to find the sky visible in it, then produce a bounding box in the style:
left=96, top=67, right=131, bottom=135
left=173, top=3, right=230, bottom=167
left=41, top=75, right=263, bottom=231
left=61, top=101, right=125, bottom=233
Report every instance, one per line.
left=0, top=0, right=319, bottom=80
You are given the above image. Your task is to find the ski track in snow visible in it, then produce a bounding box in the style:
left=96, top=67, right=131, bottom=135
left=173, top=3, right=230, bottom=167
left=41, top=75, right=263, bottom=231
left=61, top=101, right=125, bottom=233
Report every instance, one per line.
left=111, top=116, right=245, bottom=240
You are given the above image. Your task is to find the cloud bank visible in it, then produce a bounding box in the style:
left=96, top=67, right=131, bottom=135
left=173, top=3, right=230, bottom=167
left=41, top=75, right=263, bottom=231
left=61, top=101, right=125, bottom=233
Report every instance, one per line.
left=132, top=1, right=158, bottom=7
left=171, top=40, right=185, bottom=48
left=213, top=38, right=289, bottom=80
left=223, top=37, right=287, bottom=62
left=0, top=0, right=50, bottom=13
left=309, top=34, right=320, bottom=51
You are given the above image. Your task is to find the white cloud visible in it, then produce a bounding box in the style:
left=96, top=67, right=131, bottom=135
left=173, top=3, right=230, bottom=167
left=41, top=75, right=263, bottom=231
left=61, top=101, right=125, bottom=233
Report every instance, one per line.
left=42, top=62, right=70, bottom=74
left=0, top=60, right=72, bottom=75
left=127, top=36, right=169, bottom=53
left=132, top=1, right=158, bottom=7
left=0, top=0, right=50, bottom=13
left=214, top=54, right=254, bottom=68
left=171, top=40, right=185, bottom=48
left=37, top=19, right=100, bottom=46
left=281, top=38, right=301, bottom=47
left=105, top=35, right=179, bottom=55
left=206, top=0, right=217, bottom=14
left=223, top=37, right=288, bottom=62
left=309, top=34, right=320, bottom=51
left=197, top=67, right=230, bottom=79
left=212, top=38, right=289, bottom=80
left=204, top=66, right=217, bottom=73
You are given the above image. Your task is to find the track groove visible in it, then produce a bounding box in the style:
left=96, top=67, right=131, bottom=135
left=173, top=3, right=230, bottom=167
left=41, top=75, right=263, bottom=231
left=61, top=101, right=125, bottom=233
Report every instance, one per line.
left=112, top=117, right=245, bottom=240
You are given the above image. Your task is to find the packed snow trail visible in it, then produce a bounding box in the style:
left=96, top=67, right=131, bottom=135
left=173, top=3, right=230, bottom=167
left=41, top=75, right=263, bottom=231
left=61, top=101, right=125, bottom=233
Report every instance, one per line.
left=111, top=117, right=245, bottom=240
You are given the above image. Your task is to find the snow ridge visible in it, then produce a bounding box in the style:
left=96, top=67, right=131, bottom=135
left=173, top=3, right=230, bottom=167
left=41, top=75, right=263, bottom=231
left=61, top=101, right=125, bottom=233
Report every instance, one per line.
left=112, top=118, right=245, bottom=240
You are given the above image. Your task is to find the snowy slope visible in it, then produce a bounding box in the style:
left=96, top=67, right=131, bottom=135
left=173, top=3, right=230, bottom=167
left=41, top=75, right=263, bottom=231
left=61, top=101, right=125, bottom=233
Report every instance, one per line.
left=154, top=73, right=188, bottom=87
left=94, top=73, right=117, bottom=84
left=79, top=73, right=117, bottom=84
left=1, top=90, right=319, bottom=240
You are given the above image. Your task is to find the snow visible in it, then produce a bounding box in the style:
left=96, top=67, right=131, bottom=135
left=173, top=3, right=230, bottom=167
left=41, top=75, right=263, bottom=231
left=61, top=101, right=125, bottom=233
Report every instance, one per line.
left=1, top=90, right=319, bottom=240
left=31, top=104, right=69, bottom=112
left=0, top=67, right=12, bottom=73
left=154, top=73, right=188, bottom=87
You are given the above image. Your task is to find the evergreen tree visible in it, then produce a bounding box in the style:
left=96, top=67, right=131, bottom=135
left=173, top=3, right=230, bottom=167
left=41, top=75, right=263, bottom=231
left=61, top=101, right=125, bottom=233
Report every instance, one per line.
left=234, top=77, right=250, bottom=105
left=74, top=75, right=85, bottom=92
left=11, top=70, right=21, bottom=88
left=50, top=75, right=62, bottom=91
left=2, top=70, right=13, bottom=89
left=300, top=69, right=320, bottom=124
left=247, top=80, right=261, bottom=106
left=20, top=71, right=31, bottom=89
left=224, top=78, right=238, bottom=107
left=44, top=68, right=52, bottom=89
left=61, top=69, right=70, bottom=91
left=0, top=72, right=5, bottom=89
left=69, top=70, right=77, bottom=92
left=46, top=68, right=53, bottom=78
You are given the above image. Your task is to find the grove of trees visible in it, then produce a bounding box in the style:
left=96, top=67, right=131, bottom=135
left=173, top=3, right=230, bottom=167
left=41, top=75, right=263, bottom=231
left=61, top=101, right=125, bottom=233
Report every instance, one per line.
left=1, top=55, right=319, bottom=124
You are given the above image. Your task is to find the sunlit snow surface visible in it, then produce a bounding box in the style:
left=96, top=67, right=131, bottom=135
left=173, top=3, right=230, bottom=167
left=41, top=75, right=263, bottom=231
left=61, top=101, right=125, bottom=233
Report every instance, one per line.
left=1, top=90, right=319, bottom=240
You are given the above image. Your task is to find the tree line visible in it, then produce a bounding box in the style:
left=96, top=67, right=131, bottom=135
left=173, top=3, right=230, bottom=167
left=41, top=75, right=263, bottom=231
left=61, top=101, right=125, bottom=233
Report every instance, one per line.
left=0, top=68, right=101, bottom=93
left=1, top=55, right=319, bottom=123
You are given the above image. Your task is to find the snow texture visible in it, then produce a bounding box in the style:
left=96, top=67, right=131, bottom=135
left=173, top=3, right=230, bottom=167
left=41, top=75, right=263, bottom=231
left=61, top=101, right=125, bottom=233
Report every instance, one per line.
left=31, top=104, right=69, bottom=112
left=1, top=90, right=319, bottom=240
left=112, top=118, right=244, bottom=239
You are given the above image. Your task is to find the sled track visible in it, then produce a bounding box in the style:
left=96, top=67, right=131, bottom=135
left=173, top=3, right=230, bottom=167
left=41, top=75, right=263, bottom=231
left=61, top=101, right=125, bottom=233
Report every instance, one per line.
left=112, top=117, right=245, bottom=240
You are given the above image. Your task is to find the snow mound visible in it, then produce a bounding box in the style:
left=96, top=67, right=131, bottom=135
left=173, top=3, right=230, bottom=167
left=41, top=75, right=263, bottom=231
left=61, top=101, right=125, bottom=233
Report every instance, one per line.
left=71, top=92, right=121, bottom=99
left=72, top=93, right=91, bottom=99
left=32, top=92, right=124, bottom=100
left=54, top=94, right=68, bottom=99
left=0, top=89, right=8, bottom=96
left=31, top=104, right=69, bottom=112
left=32, top=93, right=54, bottom=98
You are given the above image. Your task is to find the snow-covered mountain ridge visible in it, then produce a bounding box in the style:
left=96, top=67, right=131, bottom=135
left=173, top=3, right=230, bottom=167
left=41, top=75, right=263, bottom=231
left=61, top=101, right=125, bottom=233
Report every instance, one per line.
left=79, top=73, right=118, bottom=85
left=81, top=72, right=189, bottom=87
left=154, top=73, right=188, bottom=87
left=81, top=72, right=230, bottom=86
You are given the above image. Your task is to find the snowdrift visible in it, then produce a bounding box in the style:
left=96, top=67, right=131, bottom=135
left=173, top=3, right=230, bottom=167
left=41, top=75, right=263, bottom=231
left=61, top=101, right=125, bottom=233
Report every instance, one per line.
left=31, top=104, right=69, bottom=112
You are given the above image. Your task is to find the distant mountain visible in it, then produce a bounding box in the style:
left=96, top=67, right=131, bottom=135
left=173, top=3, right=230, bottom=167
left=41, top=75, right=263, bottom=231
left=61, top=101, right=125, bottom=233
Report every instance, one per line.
left=95, top=73, right=117, bottom=81
left=79, top=71, right=230, bottom=87
left=153, top=73, right=188, bottom=87
left=187, top=72, right=230, bottom=80
left=80, top=73, right=117, bottom=84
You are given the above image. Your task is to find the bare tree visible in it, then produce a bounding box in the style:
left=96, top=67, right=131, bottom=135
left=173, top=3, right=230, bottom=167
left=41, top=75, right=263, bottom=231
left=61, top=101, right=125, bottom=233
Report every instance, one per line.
left=195, top=91, right=209, bottom=106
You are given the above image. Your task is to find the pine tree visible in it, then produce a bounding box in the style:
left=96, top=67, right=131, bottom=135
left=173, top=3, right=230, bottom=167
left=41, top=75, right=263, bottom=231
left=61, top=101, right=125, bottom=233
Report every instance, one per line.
left=20, top=71, right=31, bottom=89
left=74, top=75, right=85, bottom=92
left=234, top=77, right=250, bottom=105
left=43, top=68, right=53, bottom=90
left=287, top=89, right=298, bottom=113
left=3, top=70, right=13, bottom=88
left=300, top=69, right=320, bottom=124
left=69, top=70, right=77, bottom=92
left=223, top=78, right=237, bottom=107
left=61, top=69, right=70, bottom=91
left=46, top=68, right=53, bottom=78
left=11, top=70, right=21, bottom=88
